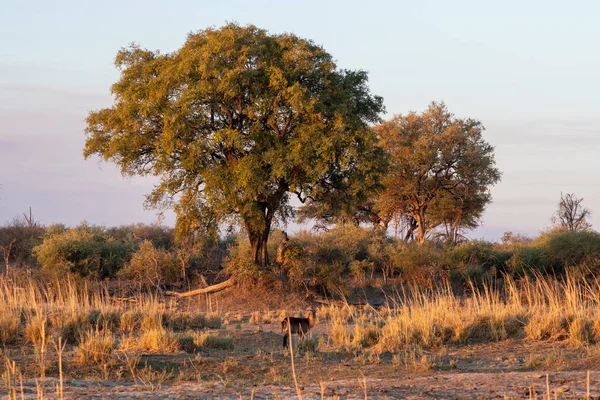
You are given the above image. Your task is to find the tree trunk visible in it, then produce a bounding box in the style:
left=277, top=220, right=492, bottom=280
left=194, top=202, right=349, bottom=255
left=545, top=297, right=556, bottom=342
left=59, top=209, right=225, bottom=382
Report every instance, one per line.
left=250, top=232, right=270, bottom=266
left=403, top=217, right=418, bottom=242
left=276, top=232, right=289, bottom=264
left=415, top=208, right=427, bottom=244
left=245, top=203, right=275, bottom=267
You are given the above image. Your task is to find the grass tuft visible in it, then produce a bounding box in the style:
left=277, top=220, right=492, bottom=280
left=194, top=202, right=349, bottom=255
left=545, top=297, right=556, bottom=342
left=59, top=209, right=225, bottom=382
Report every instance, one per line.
left=121, top=328, right=180, bottom=353
left=75, top=329, right=114, bottom=366
left=194, top=333, right=234, bottom=350
left=0, top=310, right=20, bottom=345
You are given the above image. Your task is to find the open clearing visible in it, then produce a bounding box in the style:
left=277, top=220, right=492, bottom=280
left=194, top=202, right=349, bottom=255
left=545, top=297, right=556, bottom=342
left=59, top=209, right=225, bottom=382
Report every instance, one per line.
left=4, top=311, right=600, bottom=399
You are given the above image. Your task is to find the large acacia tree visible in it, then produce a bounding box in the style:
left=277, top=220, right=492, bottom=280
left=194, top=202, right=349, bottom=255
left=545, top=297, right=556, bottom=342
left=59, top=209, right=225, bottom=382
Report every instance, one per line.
left=375, top=102, right=501, bottom=243
left=84, top=24, right=384, bottom=266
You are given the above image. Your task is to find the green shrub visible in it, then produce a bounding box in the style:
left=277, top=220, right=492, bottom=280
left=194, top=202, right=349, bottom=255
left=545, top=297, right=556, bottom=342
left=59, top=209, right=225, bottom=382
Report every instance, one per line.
left=500, top=231, right=532, bottom=250
left=286, top=227, right=388, bottom=292
left=536, top=229, right=600, bottom=272
left=295, top=226, right=376, bottom=266
left=281, top=240, right=309, bottom=287
left=105, top=223, right=174, bottom=250
left=205, top=313, right=222, bottom=329
left=223, top=235, right=270, bottom=281
left=368, top=239, right=403, bottom=281
left=309, top=260, right=346, bottom=294
left=396, top=242, right=446, bottom=285
left=350, top=260, right=374, bottom=285
left=505, top=246, right=549, bottom=275
left=33, top=224, right=133, bottom=278
left=178, top=333, right=197, bottom=353
left=450, top=240, right=510, bottom=272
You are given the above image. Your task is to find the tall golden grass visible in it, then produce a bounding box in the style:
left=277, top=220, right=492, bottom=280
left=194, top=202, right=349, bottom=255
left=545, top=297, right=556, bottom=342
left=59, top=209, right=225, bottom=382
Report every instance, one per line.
left=319, top=272, right=600, bottom=352
left=0, top=274, right=228, bottom=379
left=3, top=272, right=600, bottom=354
left=3, top=271, right=600, bottom=398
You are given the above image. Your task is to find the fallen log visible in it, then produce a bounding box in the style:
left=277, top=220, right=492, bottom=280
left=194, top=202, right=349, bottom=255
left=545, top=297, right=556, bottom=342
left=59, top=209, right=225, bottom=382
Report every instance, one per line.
left=312, top=298, right=385, bottom=308
left=164, top=278, right=235, bottom=298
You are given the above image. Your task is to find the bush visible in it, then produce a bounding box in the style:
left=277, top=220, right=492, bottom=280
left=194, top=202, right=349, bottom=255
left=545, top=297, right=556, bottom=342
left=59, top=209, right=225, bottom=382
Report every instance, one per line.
left=350, top=260, right=374, bottom=285
left=0, top=216, right=46, bottom=267
left=368, top=239, right=403, bottom=282
left=449, top=240, right=511, bottom=272
left=295, top=226, right=376, bottom=266
left=223, top=235, right=270, bottom=282
left=284, top=227, right=387, bottom=293
left=205, top=313, right=222, bottom=329
left=118, top=240, right=183, bottom=288
left=33, top=224, right=133, bottom=278
left=105, top=223, right=174, bottom=250
left=395, top=242, right=446, bottom=285
left=505, top=246, right=549, bottom=276
left=536, top=229, right=600, bottom=273
left=500, top=231, right=532, bottom=251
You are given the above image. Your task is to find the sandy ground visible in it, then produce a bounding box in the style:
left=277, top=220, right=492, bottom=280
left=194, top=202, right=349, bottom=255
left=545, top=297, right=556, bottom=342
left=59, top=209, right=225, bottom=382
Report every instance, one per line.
left=9, top=370, right=600, bottom=399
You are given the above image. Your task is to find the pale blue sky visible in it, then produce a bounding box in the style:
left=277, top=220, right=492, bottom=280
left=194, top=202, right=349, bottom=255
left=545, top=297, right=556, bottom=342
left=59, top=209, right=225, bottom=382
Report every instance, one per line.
left=1, top=0, right=599, bottom=239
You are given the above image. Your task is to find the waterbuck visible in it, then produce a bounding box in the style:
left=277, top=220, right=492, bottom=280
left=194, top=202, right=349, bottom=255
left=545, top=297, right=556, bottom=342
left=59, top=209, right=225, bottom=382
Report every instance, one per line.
left=282, top=310, right=316, bottom=348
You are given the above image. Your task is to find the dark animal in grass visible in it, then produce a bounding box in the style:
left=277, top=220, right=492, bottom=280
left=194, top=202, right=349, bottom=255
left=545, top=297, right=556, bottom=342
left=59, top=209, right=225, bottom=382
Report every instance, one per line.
left=282, top=310, right=315, bottom=348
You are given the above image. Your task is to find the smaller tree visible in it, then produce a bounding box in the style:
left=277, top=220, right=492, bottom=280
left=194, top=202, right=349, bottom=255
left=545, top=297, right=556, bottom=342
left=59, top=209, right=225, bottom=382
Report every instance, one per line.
left=553, top=192, right=592, bottom=232
left=375, top=102, right=501, bottom=244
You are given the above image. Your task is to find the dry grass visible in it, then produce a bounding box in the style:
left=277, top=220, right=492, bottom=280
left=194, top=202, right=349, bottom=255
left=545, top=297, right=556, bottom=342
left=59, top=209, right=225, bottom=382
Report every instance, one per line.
left=24, top=313, right=48, bottom=347
left=120, top=310, right=143, bottom=333
left=121, top=328, right=180, bottom=353
left=163, top=311, right=207, bottom=331
left=392, top=346, right=439, bottom=372
left=249, top=311, right=262, bottom=324
left=75, top=329, right=114, bottom=366
left=0, top=276, right=229, bottom=365
left=140, top=313, right=163, bottom=333
left=306, top=273, right=600, bottom=356
left=194, top=333, right=234, bottom=350
left=4, top=271, right=600, bottom=396
left=0, top=310, right=20, bottom=345
left=3, top=273, right=600, bottom=356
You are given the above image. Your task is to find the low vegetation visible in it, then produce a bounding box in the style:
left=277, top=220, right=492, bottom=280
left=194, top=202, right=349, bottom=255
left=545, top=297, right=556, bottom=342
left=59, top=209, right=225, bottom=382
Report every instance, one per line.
left=1, top=194, right=599, bottom=397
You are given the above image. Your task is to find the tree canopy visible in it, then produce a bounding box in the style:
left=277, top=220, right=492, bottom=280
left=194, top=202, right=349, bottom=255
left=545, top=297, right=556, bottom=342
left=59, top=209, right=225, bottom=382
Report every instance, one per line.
left=84, top=23, right=384, bottom=266
left=375, top=102, right=501, bottom=243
